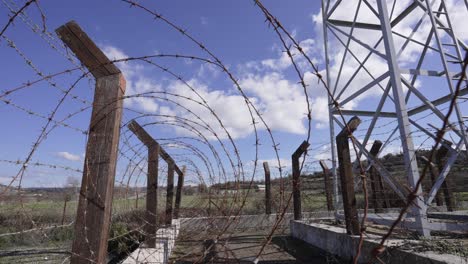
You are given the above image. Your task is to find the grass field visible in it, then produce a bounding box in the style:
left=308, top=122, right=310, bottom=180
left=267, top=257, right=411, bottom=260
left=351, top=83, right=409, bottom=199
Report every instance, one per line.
left=1, top=190, right=466, bottom=258
left=0, top=191, right=330, bottom=222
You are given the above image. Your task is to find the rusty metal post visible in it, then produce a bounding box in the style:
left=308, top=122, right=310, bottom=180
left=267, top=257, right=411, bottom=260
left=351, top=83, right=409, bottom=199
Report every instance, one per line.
left=319, top=160, right=334, bottom=212
left=336, top=116, right=361, bottom=235
left=165, top=162, right=175, bottom=225
left=292, top=141, right=310, bottom=220
left=174, top=166, right=186, bottom=219
left=263, top=162, right=272, bottom=215
left=57, top=21, right=126, bottom=263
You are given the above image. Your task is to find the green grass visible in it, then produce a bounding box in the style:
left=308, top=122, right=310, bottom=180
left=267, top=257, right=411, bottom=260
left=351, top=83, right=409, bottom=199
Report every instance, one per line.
left=1, top=190, right=465, bottom=225
left=0, top=190, right=466, bottom=256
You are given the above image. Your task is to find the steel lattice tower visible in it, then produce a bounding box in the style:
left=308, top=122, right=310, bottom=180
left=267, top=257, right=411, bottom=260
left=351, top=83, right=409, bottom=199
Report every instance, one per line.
left=321, top=0, right=467, bottom=236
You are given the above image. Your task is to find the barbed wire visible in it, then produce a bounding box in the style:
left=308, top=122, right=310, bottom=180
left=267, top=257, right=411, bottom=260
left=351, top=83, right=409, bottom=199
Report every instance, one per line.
left=0, top=1, right=467, bottom=263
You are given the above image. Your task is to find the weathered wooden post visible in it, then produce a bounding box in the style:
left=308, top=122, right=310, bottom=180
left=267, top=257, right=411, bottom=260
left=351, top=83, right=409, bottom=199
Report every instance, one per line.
left=61, top=194, right=71, bottom=225
left=166, top=162, right=175, bottom=225
left=368, top=141, right=385, bottom=213
left=377, top=169, right=391, bottom=209
left=128, top=120, right=160, bottom=247
left=146, top=144, right=159, bottom=245
left=135, top=191, right=139, bottom=209
left=56, top=21, right=126, bottom=263
left=336, top=116, right=360, bottom=235
left=420, top=156, right=443, bottom=206
left=174, top=166, right=186, bottom=219
left=128, top=120, right=183, bottom=233
left=263, top=162, right=272, bottom=215
left=319, top=160, right=334, bottom=212
left=435, top=145, right=455, bottom=211
left=292, top=141, right=310, bottom=220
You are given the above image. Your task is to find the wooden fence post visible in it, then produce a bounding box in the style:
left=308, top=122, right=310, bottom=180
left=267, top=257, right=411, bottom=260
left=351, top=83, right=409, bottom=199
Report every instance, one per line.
left=135, top=191, right=139, bottom=209
left=336, top=116, right=361, bottom=235
left=368, top=140, right=386, bottom=213
left=378, top=169, right=391, bottom=209
left=319, top=160, right=334, bottom=212
left=292, top=141, right=310, bottom=220
left=128, top=120, right=185, bottom=227
left=128, top=121, right=161, bottom=247
left=436, top=145, right=455, bottom=211
left=145, top=144, right=159, bottom=246
left=56, top=21, right=126, bottom=263
left=420, top=156, right=443, bottom=206
left=166, top=162, right=175, bottom=225
left=174, top=166, right=186, bottom=219
left=263, top=162, right=272, bottom=215
left=61, top=194, right=71, bottom=225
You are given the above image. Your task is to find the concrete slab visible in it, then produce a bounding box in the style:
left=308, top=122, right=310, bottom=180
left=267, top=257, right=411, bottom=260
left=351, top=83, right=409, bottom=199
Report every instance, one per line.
left=172, top=213, right=341, bottom=263
left=171, top=227, right=296, bottom=263
left=290, top=220, right=467, bottom=264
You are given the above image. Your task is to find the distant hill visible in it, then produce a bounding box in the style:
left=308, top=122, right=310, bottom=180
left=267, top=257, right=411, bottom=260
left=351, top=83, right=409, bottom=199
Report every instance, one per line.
left=208, top=150, right=467, bottom=193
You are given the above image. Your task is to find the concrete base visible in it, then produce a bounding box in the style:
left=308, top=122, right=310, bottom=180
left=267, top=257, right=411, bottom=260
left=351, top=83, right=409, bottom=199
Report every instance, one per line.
left=336, top=211, right=468, bottom=232
left=179, top=211, right=334, bottom=232
left=122, top=219, right=180, bottom=264
left=290, top=220, right=467, bottom=264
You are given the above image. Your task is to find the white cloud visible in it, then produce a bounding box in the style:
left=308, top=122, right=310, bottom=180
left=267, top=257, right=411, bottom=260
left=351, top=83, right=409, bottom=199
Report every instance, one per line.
left=56, top=151, right=81, bottom=162
left=163, top=70, right=325, bottom=139
left=239, top=72, right=308, bottom=134
left=166, top=79, right=256, bottom=139
left=249, top=38, right=320, bottom=72
left=102, top=45, right=161, bottom=113
left=241, top=158, right=292, bottom=179
left=312, top=144, right=333, bottom=161
left=197, top=63, right=220, bottom=79
left=234, top=37, right=331, bottom=134
left=98, top=32, right=336, bottom=139
left=260, top=158, right=291, bottom=173
left=98, top=1, right=467, bottom=142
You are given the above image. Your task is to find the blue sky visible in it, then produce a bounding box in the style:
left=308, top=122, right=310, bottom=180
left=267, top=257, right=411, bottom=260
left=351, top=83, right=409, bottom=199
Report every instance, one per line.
left=0, top=0, right=325, bottom=188
left=1, top=0, right=467, bottom=188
